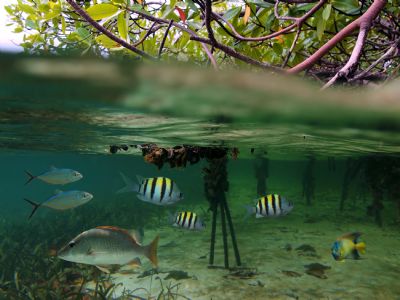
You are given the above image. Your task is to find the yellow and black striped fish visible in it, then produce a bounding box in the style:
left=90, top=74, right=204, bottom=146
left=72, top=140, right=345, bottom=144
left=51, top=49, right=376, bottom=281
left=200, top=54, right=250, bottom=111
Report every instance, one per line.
left=173, top=211, right=205, bottom=230
left=117, top=173, right=183, bottom=205
left=246, top=194, right=293, bottom=218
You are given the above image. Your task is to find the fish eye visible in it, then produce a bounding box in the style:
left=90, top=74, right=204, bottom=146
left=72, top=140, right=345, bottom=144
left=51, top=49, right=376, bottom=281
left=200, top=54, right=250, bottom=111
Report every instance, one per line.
left=69, top=241, right=76, bottom=248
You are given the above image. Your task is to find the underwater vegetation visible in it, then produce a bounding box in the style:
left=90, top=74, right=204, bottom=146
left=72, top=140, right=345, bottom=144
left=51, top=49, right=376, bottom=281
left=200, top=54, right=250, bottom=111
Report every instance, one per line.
left=1, top=144, right=400, bottom=299
left=0, top=201, right=193, bottom=300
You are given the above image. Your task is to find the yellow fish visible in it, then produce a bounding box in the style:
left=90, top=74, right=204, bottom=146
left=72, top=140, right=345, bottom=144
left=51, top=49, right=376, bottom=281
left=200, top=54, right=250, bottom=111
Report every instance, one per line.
left=331, top=232, right=366, bottom=261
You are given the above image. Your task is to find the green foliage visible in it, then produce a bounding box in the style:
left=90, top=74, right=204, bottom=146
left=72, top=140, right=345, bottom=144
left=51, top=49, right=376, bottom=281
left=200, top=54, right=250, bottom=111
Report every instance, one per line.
left=332, top=0, right=360, bottom=14
left=4, top=0, right=400, bottom=73
left=86, top=3, right=119, bottom=20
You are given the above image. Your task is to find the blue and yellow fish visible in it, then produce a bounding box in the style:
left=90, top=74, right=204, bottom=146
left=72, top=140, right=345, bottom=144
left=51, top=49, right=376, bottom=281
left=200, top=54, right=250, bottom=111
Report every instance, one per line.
left=117, top=173, right=183, bottom=205
left=246, top=194, right=293, bottom=218
left=331, top=232, right=366, bottom=261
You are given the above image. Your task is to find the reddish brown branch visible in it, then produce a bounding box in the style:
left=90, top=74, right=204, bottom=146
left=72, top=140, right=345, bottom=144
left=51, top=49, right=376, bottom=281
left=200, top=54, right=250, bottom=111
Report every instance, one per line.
left=213, top=0, right=326, bottom=42
left=288, top=0, right=388, bottom=76
left=322, top=26, right=369, bottom=89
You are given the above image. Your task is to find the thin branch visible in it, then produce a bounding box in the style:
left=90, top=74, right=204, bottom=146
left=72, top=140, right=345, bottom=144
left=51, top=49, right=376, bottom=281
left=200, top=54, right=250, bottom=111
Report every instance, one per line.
left=212, top=0, right=326, bottom=42
left=205, top=0, right=216, bottom=44
left=158, top=20, right=173, bottom=58
left=124, top=6, right=218, bottom=70
left=133, top=22, right=159, bottom=47
left=282, top=27, right=301, bottom=67
left=65, top=0, right=156, bottom=60
left=275, top=0, right=297, bottom=21
left=288, top=0, right=388, bottom=75
left=190, top=36, right=280, bottom=70
left=322, top=26, right=369, bottom=89
left=350, top=40, right=399, bottom=82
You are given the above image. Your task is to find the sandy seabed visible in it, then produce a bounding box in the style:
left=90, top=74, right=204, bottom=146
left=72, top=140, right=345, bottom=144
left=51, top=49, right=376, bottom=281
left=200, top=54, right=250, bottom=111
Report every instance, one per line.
left=84, top=199, right=400, bottom=300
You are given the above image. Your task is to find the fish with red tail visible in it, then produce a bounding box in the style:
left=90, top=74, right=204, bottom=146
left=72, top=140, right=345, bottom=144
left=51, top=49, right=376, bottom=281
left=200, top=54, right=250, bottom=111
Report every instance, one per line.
left=57, top=226, right=159, bottom=273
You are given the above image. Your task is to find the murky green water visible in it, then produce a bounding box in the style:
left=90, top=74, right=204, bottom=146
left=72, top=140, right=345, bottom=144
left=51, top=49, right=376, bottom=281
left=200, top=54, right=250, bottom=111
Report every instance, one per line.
left=0, top=54, right=400, bottom=299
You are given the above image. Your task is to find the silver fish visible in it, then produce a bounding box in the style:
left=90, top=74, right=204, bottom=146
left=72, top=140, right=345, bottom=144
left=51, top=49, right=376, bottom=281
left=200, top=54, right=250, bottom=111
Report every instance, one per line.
left=24, top=190, right=93, bottom=219
left=57, top=226, right=159, bottom=273
left=117, top=173, right=183, bottom=206
left=25, top=166, right=83, bottom=185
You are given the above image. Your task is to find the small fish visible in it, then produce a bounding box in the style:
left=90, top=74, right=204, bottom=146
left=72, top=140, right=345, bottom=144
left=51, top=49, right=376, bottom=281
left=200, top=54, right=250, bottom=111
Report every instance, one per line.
left=331, top=232, right=366, bottom=261
left=24, top=166, right=83, bottom=185
left=57, top=226, right=159, bottom=273
left=117, top=173, right=183, bottom=206
left=246, top=194, right=293, bottom=218
left=24, top=190, right=93, bottom=219
left=172, top=211, right=205, bottom=230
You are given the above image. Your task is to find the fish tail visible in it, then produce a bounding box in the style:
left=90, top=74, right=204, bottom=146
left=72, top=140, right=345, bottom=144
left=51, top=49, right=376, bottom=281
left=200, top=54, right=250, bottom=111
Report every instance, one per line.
left=116, top=172, right=138, bottom=194
left=168, top=211, right=178, bottom=225
left=144, top=235, right=159, bottom=267
left=24, top=170, right=36, bottom=185
left=23, top=198, right=41, bottom=219
left=355, top=241, right=366, bottom=254
left=244, top=205, right=255, bottom=218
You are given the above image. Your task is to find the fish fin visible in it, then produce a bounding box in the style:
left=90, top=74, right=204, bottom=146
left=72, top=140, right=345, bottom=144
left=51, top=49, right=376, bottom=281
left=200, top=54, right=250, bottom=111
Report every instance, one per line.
left=355, top=242, right=366, bottom=254
left=23, top=198, right=41, bottom=219
left=255, top=213, right=263, bottom=219
left=339, top=232, right=362, bottom=242
left=351, top=249, right=361, bottom=259
left=54, top=189, right=63, bottom=194
left=136, top=175, right=145, bottom=183
left=136, top=194, right=149, bottom=202
left=168, top=211, right=178, bottom=225
left=49, top=165, right=57, bottom=170
left=244, top=205, right=255, bottom=218
left=127, top=257, right=142, bottom=268
left=96, top=225, right=125, bottom=232
left=116, top=172, right=138, bottom=194
left=24, top=170, right=36, bottom=185
left=96, top=226, right=141, bottom=245
left=95, top=265, right=111, bottom=273
left=144, top=235, right=159, bottom=267
left=129, top=228, right=144, bottom=245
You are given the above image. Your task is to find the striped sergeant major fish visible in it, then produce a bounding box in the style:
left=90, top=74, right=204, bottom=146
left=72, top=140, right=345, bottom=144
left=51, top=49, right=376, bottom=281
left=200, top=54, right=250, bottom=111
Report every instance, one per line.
left=117, top=173, right=183, bottom=206
left=246, top=194, right=293, bottom=218
left=172, top=211, right=205, bottom=231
